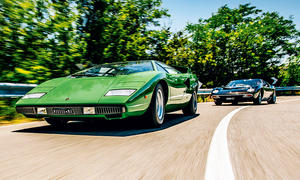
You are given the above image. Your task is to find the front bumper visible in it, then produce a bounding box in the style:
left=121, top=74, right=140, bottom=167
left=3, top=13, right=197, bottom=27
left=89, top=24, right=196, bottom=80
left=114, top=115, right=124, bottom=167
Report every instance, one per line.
left=16, top=105, right=146, bottom=120
left=211, top=94, right=254, bottom=102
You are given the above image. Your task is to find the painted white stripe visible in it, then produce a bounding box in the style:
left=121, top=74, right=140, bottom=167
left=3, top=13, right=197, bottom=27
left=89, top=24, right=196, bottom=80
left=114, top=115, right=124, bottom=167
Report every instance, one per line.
left=205, top=106, right=249, bottom=180
left=204, top=98, right=300, bottom=180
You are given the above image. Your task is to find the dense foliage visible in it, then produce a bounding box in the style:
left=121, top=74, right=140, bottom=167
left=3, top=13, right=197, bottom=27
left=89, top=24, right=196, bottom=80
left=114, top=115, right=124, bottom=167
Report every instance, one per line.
left=0, top=0, right=169, bottom=83
left=185, top=4, right=299, bottom=87
left=0, top=1, right=299, bottom=87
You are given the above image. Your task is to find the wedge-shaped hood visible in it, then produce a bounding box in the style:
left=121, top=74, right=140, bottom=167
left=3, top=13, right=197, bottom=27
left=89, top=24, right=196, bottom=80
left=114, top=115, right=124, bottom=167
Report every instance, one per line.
left=17, top=71, right=159, bottom=106
left=39, top=78, right=115, bottom=104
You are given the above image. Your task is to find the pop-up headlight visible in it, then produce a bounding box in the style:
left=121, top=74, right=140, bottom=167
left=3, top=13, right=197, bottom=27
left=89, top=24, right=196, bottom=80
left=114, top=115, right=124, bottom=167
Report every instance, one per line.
left=212, top=89, right=219, bottom=94
left=22, top=93, right=46, bottom=99
left=105, top=89, right=136, bottom=96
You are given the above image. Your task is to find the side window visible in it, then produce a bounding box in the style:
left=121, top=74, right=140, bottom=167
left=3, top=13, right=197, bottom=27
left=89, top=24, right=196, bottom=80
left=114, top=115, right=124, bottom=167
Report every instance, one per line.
left=157, top=62, right=180, bottom=74
left=263, top=80, right=269, bottom=87
left=165, top=67, right=179, bottom=74
left=265, top=81, right=270, bottom=87
left=155, top=63, right=168, bottom=73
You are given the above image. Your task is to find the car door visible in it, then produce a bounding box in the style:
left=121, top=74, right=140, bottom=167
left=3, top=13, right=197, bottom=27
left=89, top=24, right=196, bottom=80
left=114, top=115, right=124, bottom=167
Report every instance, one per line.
left=155, top=62, right=188, bottom=104
left=262, top=80, right=272, bottom=99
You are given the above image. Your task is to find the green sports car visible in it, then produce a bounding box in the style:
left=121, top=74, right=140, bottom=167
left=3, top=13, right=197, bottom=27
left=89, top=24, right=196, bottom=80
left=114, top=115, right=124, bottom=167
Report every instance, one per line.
left=16, top=60, right=199, bottom=127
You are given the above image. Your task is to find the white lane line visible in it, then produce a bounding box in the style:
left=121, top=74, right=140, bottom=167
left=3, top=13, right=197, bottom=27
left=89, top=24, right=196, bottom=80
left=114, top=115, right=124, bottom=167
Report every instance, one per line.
left=205, top=106, right=249, bottom=180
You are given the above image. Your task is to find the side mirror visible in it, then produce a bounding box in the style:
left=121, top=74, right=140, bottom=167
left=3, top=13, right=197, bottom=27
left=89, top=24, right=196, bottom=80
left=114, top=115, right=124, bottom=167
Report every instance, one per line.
left=271, top=77, right=278, bottom=85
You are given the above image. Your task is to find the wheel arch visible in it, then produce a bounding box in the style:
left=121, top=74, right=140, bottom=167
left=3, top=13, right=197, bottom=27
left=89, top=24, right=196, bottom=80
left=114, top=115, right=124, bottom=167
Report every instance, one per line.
left=157, top=80, right=169, bottom=105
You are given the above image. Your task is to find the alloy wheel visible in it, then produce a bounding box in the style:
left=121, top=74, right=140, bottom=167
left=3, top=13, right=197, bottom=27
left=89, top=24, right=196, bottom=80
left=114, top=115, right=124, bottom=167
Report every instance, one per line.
left=156, top=88, right=164, bottom=123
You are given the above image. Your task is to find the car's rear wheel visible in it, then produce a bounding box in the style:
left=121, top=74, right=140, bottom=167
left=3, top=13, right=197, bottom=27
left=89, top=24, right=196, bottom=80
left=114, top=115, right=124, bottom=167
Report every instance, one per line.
left=147, top=84, right=165, bottom=127
left=182, top=91, right=197, bottom=115
left=215, top=100, right=222, bottom=105
left=45, top=118, right=68, bottom=127
left=253, top=91, right=262, bottom=105
left=267, top=91, right=276, bottom=104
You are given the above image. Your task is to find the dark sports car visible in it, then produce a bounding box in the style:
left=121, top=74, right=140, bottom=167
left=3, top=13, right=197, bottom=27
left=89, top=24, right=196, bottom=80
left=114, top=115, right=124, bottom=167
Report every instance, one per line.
left=211, top=79, right=276, bottom=105
left=16, top=60, right=199, bottom=127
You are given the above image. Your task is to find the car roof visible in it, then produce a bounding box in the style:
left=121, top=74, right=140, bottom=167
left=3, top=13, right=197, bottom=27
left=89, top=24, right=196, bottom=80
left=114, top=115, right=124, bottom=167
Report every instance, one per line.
left=231, top=79, right=262, bottom=81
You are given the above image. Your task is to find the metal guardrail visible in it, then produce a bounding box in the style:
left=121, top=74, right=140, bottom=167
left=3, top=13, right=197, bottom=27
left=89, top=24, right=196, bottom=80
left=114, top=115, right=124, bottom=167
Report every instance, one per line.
left=197, top=86, right=300, bottom=95
left=275, top=86, right=300, bottom=91
left=0, top=83, right=299, bottom=98
left=0, top=83, right=37, bottom=98
left=197, top=89, right=213, bottom=95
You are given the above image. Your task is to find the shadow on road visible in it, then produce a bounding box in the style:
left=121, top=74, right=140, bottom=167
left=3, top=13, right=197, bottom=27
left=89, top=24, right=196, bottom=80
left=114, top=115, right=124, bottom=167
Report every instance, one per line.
left=13, top=113, right=199, bottom=137
left=212, top=102, right=269, bottom=106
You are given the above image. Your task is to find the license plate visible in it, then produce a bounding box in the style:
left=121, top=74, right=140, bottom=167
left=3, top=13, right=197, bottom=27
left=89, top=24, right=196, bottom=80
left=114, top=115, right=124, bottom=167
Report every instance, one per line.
left=226, top=97, right=235, bottom=100
left=53, top=108, right=74, bottom=114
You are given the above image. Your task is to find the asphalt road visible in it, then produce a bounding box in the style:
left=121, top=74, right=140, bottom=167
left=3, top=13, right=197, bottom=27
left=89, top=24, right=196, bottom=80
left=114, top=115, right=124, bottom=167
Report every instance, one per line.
left=0, top=96, right=299, bottom=180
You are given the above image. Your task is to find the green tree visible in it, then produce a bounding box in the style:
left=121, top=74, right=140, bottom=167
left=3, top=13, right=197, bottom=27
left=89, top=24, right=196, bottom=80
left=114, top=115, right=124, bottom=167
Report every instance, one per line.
left=280, top=56, right=300, bottom=86
left=77, top=0, right=169, bottom=64
left=0, top=0, right=84, bottom=83
left=186, top=4, right=299, bottom=87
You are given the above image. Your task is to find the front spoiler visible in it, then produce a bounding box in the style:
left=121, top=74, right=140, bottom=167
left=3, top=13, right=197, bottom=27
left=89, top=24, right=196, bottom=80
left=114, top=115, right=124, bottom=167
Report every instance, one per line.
left=211, top=95, right=254, bottom=102
left=17, top=105, right=147, bottom=120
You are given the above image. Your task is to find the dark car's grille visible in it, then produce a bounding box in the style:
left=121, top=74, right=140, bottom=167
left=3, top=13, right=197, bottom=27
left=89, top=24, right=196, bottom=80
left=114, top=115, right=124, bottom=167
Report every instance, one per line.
left=16, top=107, right=35, bottom=115
left=16, top=106, right=124, bottom=115
left=228, top=91, right=247, bottom=95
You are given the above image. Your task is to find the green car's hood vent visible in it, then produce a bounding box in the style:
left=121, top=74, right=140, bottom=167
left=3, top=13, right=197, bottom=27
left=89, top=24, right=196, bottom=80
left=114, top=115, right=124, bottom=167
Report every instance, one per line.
left=38, top=77, right=115, bottom=105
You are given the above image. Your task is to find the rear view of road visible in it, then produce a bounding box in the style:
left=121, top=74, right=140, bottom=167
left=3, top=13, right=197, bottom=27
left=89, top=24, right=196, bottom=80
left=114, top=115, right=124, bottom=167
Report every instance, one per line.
left=0, top=96, right=299, bottom=180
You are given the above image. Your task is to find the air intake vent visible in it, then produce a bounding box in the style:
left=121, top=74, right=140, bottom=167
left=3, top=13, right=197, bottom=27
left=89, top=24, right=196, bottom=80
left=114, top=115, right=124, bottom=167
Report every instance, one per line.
left=95, top=106, right=122, bottom=114
left=16, top=107, right=35, bottom=115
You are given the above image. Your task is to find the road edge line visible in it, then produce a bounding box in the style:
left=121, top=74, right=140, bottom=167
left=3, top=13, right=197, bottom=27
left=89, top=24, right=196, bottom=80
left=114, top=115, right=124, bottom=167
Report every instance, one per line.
left=204, top=106, right=249, bottom=180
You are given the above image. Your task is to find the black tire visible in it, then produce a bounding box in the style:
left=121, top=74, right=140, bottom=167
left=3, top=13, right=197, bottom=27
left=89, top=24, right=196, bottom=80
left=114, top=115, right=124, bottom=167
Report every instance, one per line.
left=45, top=118, right=68, bottom=127
left=215, top=100, right=222, bottom=105
left=182, top=91, right=197, bottom=116
left=253, top=91, right=262, bottom=105
left=267, top=91, right=276, bottom=104
left=146, top=84, right=165, bottom=127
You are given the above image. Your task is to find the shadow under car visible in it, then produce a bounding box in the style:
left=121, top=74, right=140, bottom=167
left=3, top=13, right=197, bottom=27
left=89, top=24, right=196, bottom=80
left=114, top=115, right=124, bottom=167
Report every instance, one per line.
left=13, top=113, right=199, bottom=137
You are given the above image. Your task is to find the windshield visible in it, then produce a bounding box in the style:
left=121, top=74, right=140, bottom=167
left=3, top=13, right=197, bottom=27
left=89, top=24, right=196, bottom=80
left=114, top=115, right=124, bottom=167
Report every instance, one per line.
left=72, top=61, right=153, bottom=77
left=226, top=79, right=261, bottom=88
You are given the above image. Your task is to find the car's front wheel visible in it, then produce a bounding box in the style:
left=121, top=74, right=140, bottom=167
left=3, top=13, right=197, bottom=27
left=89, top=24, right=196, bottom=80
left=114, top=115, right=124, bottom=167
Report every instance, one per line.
left=182, top=91, right=197, bottom=115
left=253, top=91, right=262, bottom=105
left=45, top=118, right=68, bottom=127
left=147, top=84, right=165, bottom=127
left=267, top=91, right=276, bottom=104
left=215, top=100, right=222, bottom=105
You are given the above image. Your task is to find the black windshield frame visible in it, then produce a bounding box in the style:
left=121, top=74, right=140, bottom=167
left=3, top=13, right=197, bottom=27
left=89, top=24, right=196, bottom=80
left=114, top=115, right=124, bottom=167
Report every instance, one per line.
left=226, top=79, right=262, bottom=87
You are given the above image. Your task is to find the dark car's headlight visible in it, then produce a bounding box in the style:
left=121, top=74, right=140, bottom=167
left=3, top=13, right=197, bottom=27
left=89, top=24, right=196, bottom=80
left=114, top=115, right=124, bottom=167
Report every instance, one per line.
left=22, top=93, right=46, bottom=99
left=247, top=88, right=255, bottom=93
left=212, top=89, right=219, bottom=94
left=105, top=89, right=136, bottom=96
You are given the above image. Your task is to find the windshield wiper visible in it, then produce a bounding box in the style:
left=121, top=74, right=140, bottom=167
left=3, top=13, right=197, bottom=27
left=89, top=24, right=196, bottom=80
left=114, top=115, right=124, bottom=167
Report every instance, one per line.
left=98, top=72, right=116, bottom=76
left=71, top=74, right=97, bottom=77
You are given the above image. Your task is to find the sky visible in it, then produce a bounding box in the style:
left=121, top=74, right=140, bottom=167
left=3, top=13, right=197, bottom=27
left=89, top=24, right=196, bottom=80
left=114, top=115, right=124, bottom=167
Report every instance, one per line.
left=159, top=0, right=300, bottom=32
